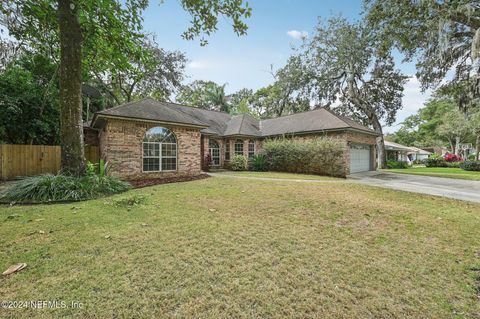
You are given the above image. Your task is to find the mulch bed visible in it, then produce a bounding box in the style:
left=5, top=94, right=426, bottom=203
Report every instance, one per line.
left=128, top=173, right=210, bottom=189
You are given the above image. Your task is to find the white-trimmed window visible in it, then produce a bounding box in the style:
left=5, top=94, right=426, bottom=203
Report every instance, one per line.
left=248, top=140, right=255, bottom=158
left=209, top=139, right=220, bottom=166
left=143, top=127, right=177, bottom=172
left=234, top=139, right=244, bottom=155
left=225, top=140, right=230, bottom=160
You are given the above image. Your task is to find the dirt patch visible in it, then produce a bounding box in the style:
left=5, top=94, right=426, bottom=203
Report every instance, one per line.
left=128, top=174, right=210, bottom=189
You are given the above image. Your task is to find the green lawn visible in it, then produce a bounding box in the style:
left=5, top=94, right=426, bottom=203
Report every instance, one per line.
left=385, top=167, right=480, bottom=181
left=212, top=170, right=337, bottom=180
left=1, top=176, right=479, bottom=318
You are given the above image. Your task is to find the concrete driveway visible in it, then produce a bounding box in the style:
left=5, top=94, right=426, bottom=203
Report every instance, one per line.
left=348, top=171, right=480, bottom=203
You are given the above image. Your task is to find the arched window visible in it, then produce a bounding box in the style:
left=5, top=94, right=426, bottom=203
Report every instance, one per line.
left=234, top=139, right=244, bottom=155
left=208, top=139, right=220, bottom=166
left=143, top=127, right=177, bottom=172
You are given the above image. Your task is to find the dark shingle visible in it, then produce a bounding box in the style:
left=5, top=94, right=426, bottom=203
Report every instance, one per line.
left=94, top=98, right=208, bottom=128
left=92, top=99, right=377, bottom=137
left=259, top=108, right=377, bottom=136
left=223, top=114, right=261, bottom=136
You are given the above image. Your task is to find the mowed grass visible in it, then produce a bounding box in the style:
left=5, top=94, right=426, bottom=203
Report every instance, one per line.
left=212, top=170, right=337, bottom=180
left=1, top=176, right=480, bottom=318
left=385, top=167, right=480, bottom=181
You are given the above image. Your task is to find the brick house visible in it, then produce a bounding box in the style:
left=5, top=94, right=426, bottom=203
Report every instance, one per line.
left=85, top=98, right=379, bottom=179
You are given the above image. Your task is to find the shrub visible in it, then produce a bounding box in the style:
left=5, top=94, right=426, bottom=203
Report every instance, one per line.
left=203, top=153, right=212, bottom=171
left=447, top=161, right=461, bottom=168
left=459, top=161, right=480, bottom=171
left=86, top=161, right=96, bottom=176
left=262, top=137, right=345, bottom=176
left=444, top=153, right=462, bottom=162
left=412, top=159, right=424, bottom=165
left=386, top=160, right=409, bottom=169
left=250, top=154, right=268, bottom=171
left=230, top=155, right=248, bottom=171
left=0, top=174, right=131, bottom=203
left=425, top=154, right=448, bottom=167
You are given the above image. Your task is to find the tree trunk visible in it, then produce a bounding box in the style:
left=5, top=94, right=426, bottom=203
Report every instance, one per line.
left=476, top=134, right=480, bottom=160
left=454, top=136, right=460, bottom=155
left=371, top=116, right=386, bottom=169
left=58, top=0, right=85, bottom=176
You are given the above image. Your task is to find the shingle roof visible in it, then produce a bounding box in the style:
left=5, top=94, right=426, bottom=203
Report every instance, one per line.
left=223, top=114, right=261, bottom=136
left=384, top=141, right=416, bottom=152
left=92, top=98, right=378, bottom=137
left=407, top=146, right=432, bottom=155
left=94, top=98, right=208, bottom=128
left=259, top=108, right=377, bottom=136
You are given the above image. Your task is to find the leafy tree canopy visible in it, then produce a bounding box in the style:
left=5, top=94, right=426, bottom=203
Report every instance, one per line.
left=0, top=53, right=60, bottom=144
left=365, top=0, right=480, bottom=100
left=176, top=80, right=230, bottom=112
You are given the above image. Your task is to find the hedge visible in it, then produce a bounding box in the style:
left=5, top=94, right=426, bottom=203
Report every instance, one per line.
left=459, top=161, right=480, bottom=171
left=425, top=156, right=448, bottom=168
left=386, top=160, right=409, bottom=169
left=262, top=137, right=345, bottom=177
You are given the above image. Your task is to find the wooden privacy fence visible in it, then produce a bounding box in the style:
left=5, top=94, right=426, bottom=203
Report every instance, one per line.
left=0, top=144, right=100, bottom=180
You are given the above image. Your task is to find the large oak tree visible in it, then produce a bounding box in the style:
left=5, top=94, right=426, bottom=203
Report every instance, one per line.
left=365, top=0, right=480, bottom=104
left=300, top=17, right=407, bottom=168
left=1, top=0, right=251, bottom=175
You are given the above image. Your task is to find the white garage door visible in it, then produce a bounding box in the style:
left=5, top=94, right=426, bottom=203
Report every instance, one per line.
left=349, top=144, right=371, bottom=173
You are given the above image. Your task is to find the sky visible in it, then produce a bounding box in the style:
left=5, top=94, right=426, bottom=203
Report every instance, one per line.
left=142, top=0, right=431, bottom=133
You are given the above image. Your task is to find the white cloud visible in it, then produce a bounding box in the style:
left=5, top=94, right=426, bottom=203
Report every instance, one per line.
left=286, top=30, right=308, bottom=40
left=187, top=60, right=211, bottom=69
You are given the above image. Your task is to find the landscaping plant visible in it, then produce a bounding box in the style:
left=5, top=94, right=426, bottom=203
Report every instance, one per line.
left=250, top=154, right=268, bottom=171
left=203, top=153, right=212, bottom=172
left=0, top=169, right=131, bottom=203
left=444, top=153, right=462, bottom=162
left=424, top=154, right=448, bottom=168
left=230, top=155, right=248, bottom=171
left=386, top=160, right=409, bottom=169
left=263, top=137, right=345, bottom=176
left=459, top=161, right=480, bottom=172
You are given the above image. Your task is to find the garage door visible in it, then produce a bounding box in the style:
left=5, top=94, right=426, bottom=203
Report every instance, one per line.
left=349, top=144, right=371, bottom=173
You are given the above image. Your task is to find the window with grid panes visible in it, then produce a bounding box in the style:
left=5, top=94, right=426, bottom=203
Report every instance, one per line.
left=248, top=140, right=255, bottom=158
left=142, top=127, right=177, bottom=171
left=234, top=139, right=244, bottom=155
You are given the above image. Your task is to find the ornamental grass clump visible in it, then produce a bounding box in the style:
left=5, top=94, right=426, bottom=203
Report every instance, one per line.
left=0, top=173, right=131, bottom=203
left=263, top=137, right=345, bottom=176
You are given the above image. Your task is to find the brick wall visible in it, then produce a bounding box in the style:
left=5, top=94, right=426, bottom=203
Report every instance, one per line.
left=100, top=119, right=202, bottom=179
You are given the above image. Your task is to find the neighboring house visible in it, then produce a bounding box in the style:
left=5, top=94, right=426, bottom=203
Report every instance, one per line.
left=408, top=147, right=432, bottom=161
left=385, top=141, right=415, bottom=163
left=385, top=141, right=432, bottom=163
left=422, top=147, right=448, bottom=156
left=84, top=98, right=379, bottom=179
